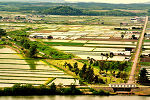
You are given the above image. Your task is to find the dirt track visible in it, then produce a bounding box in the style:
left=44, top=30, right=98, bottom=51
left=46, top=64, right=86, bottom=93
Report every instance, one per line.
left=128, top=16, right=148, bottom=84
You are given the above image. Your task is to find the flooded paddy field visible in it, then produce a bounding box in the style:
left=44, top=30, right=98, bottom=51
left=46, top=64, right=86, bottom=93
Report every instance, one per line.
left=0, top=48, right=79, bottom=87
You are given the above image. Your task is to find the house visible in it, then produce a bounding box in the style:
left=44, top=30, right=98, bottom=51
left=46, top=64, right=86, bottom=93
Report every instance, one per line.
left=145, top=34, right=150, bottom=39
left=29, top=34, right=53, bottom=39
left=131, top=18, right=138, bottom=23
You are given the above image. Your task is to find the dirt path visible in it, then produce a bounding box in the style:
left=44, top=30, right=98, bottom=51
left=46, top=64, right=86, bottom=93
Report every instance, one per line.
left=128, top=16, right=149, bottom=84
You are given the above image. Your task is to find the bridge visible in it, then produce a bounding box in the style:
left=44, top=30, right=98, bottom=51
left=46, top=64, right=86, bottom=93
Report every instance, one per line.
left=109, top=84, right=137, bottom=94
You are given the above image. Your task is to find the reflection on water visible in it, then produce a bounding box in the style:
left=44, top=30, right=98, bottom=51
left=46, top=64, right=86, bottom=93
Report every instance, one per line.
left=0, top=96, right=149, bottom=100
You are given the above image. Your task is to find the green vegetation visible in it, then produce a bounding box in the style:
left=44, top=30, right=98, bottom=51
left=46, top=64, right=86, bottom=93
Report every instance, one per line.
left=140, top=62, right=150, bottom=66
left=144, top=40, right=150, bottom=42
left=78, top=59, right=132, bottom=83
left=0, top=38, right=7, bottom=45
left=138, top=68, right=150, bottom=84
left=0, top=2, right=149, bottom=13
left=90, top=89, right=110, bottom=95
left=8, top=28, right=74, bottom=59
left=64, top=62, right=105, bottom=84
left=40, top=6, right=140, bottom=16
left=0, top=28, right=6, bottom=38
left=0, top=83, right=82, bottom=96
left=44, top=42, right=84, bottom=46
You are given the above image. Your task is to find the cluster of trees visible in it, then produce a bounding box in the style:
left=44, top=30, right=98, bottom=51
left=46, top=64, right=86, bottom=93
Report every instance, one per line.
left=0, top=28, right=6, bottom=38
left=93, top=61, right=129, bottom=80
left=19, top=38, right=38, bottom=58
left=8, top=28, right=74, bottom=59
left=64, top=62, right=105, bottom=84
left=39, top=6, right=141, bottom=16
left=0, top=38, right=7, bottom=45
left=100, top=52, right=114, bottom=60
left=138, top=68, right=150, bottom=85
left=40, top=6, right=83, bottom=15
left=0, top=83, right=82, bottom=96
left=36, top=42, right=74, bottom=59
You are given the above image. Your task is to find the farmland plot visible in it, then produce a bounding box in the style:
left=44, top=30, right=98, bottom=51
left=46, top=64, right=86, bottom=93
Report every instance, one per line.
left=0, top=48, right=79, bottom=87
left=84, top=44, right=136, bottom=48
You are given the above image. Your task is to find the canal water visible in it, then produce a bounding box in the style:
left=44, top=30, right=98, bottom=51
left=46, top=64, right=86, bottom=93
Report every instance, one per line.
left=0, top=95, right=149, bottom=100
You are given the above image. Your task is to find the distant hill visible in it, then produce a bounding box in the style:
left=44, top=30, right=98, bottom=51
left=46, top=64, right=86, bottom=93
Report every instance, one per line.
left=40, top=6, right=84, bottom=15
left=39, top=6, right=141, bottom=16
left=0, top=0, right=66, bottom=3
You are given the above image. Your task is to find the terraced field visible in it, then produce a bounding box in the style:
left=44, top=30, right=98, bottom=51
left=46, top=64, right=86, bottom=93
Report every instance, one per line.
left=51, top=40, right=137, bottom=61
left=0, top=48, right=79, bottom=87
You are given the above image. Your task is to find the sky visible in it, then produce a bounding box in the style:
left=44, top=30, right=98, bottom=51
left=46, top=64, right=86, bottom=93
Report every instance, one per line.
left=65, top=0, right=150, bottom=4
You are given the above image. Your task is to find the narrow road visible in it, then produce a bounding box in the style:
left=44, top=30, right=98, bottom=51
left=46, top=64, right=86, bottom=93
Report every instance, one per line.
left=128, top=16, right=149, bottom=84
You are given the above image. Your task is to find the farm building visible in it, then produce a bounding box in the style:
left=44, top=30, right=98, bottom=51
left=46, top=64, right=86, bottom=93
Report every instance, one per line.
left=131, top=18, right=138, bottom=23
left=112, top=51, right=131, bottom=56
left=29, top=34, right=53, bottom=39
left=145, top=34, right=150, bottom=39
left=114, top=27, right=131, bottom=30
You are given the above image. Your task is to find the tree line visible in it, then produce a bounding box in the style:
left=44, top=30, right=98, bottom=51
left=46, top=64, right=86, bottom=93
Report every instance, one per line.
left=8, top=28, right=74, bottom=59
left=0, top=83, right=111, bottom=96
left=0, top=83, right=82, bottom=96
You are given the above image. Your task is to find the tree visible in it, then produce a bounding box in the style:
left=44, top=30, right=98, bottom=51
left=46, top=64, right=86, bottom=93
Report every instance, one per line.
left=49, top=83, right=56, bottom=93
left=64, top=62, right=67, bottom=68
left=110, top=52, right=114, bottom=58
left=104, top=62, right=110, bottom=74
left=0, top=16, right=2, bottom=19
left=138, top=68, right=149, bottom=83
left=67, top=63, right=73, bottom=71
left=144, top=33, right=147, bottom=37
left=29, top=44, right=37, bottom=58
left=74, top=62, right=78, bottom=69
left=0, top=29, right=6, bottom=38
left=86, top=66, right=94, bottom=82
left=120, top=22, right=123, bottom=27
left=132, top=34, right=136, bottom=39
left=81, top=64, right=87, bottom=73
left=121, top=34, right=124, bottom=39
left=89, top=58, right=95, bottom=65
left=23, top=40, right=30, bottom=49
left=99, top=61, right=104, bottom=72
left=105, top=53, right=110, bottom=60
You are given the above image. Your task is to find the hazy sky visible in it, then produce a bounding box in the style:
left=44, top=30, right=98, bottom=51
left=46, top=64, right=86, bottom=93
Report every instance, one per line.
left=65, top=0, right=150, bottom=4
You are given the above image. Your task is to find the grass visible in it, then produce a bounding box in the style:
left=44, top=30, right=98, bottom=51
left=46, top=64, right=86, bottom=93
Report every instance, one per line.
left=47, top=59, right=84, bottom=69
left=44, top=77, right=56, bottom=85
left=144, top=40, right=150, bottom=42
left=44, top=42, right=84, bottom=46
left=140, top=62, right=150, bottom=66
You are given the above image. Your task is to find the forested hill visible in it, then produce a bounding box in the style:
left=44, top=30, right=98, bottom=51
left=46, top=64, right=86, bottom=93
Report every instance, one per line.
left=40, top=6, right=83, bottom=15
left=39, top=6, right=145, bottom=16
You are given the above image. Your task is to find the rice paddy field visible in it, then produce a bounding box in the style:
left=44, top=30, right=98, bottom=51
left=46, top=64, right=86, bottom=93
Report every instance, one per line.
left=140, top=20, right=150, bottom=80
left=50, top=39, right=137, bottom=61
left=0, top=48, right=79, bottom=87
left=0, top=15, right=143, bottom=62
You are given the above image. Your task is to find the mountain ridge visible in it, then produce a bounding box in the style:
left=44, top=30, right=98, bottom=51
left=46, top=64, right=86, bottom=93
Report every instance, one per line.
left=0, top=0, right=66, bottom=3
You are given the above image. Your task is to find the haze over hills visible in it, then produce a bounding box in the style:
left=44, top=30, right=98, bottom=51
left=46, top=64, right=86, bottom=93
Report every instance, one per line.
left=0, top=0, right=66, bottom=3
left=1, top=0, right=150, bottom=4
